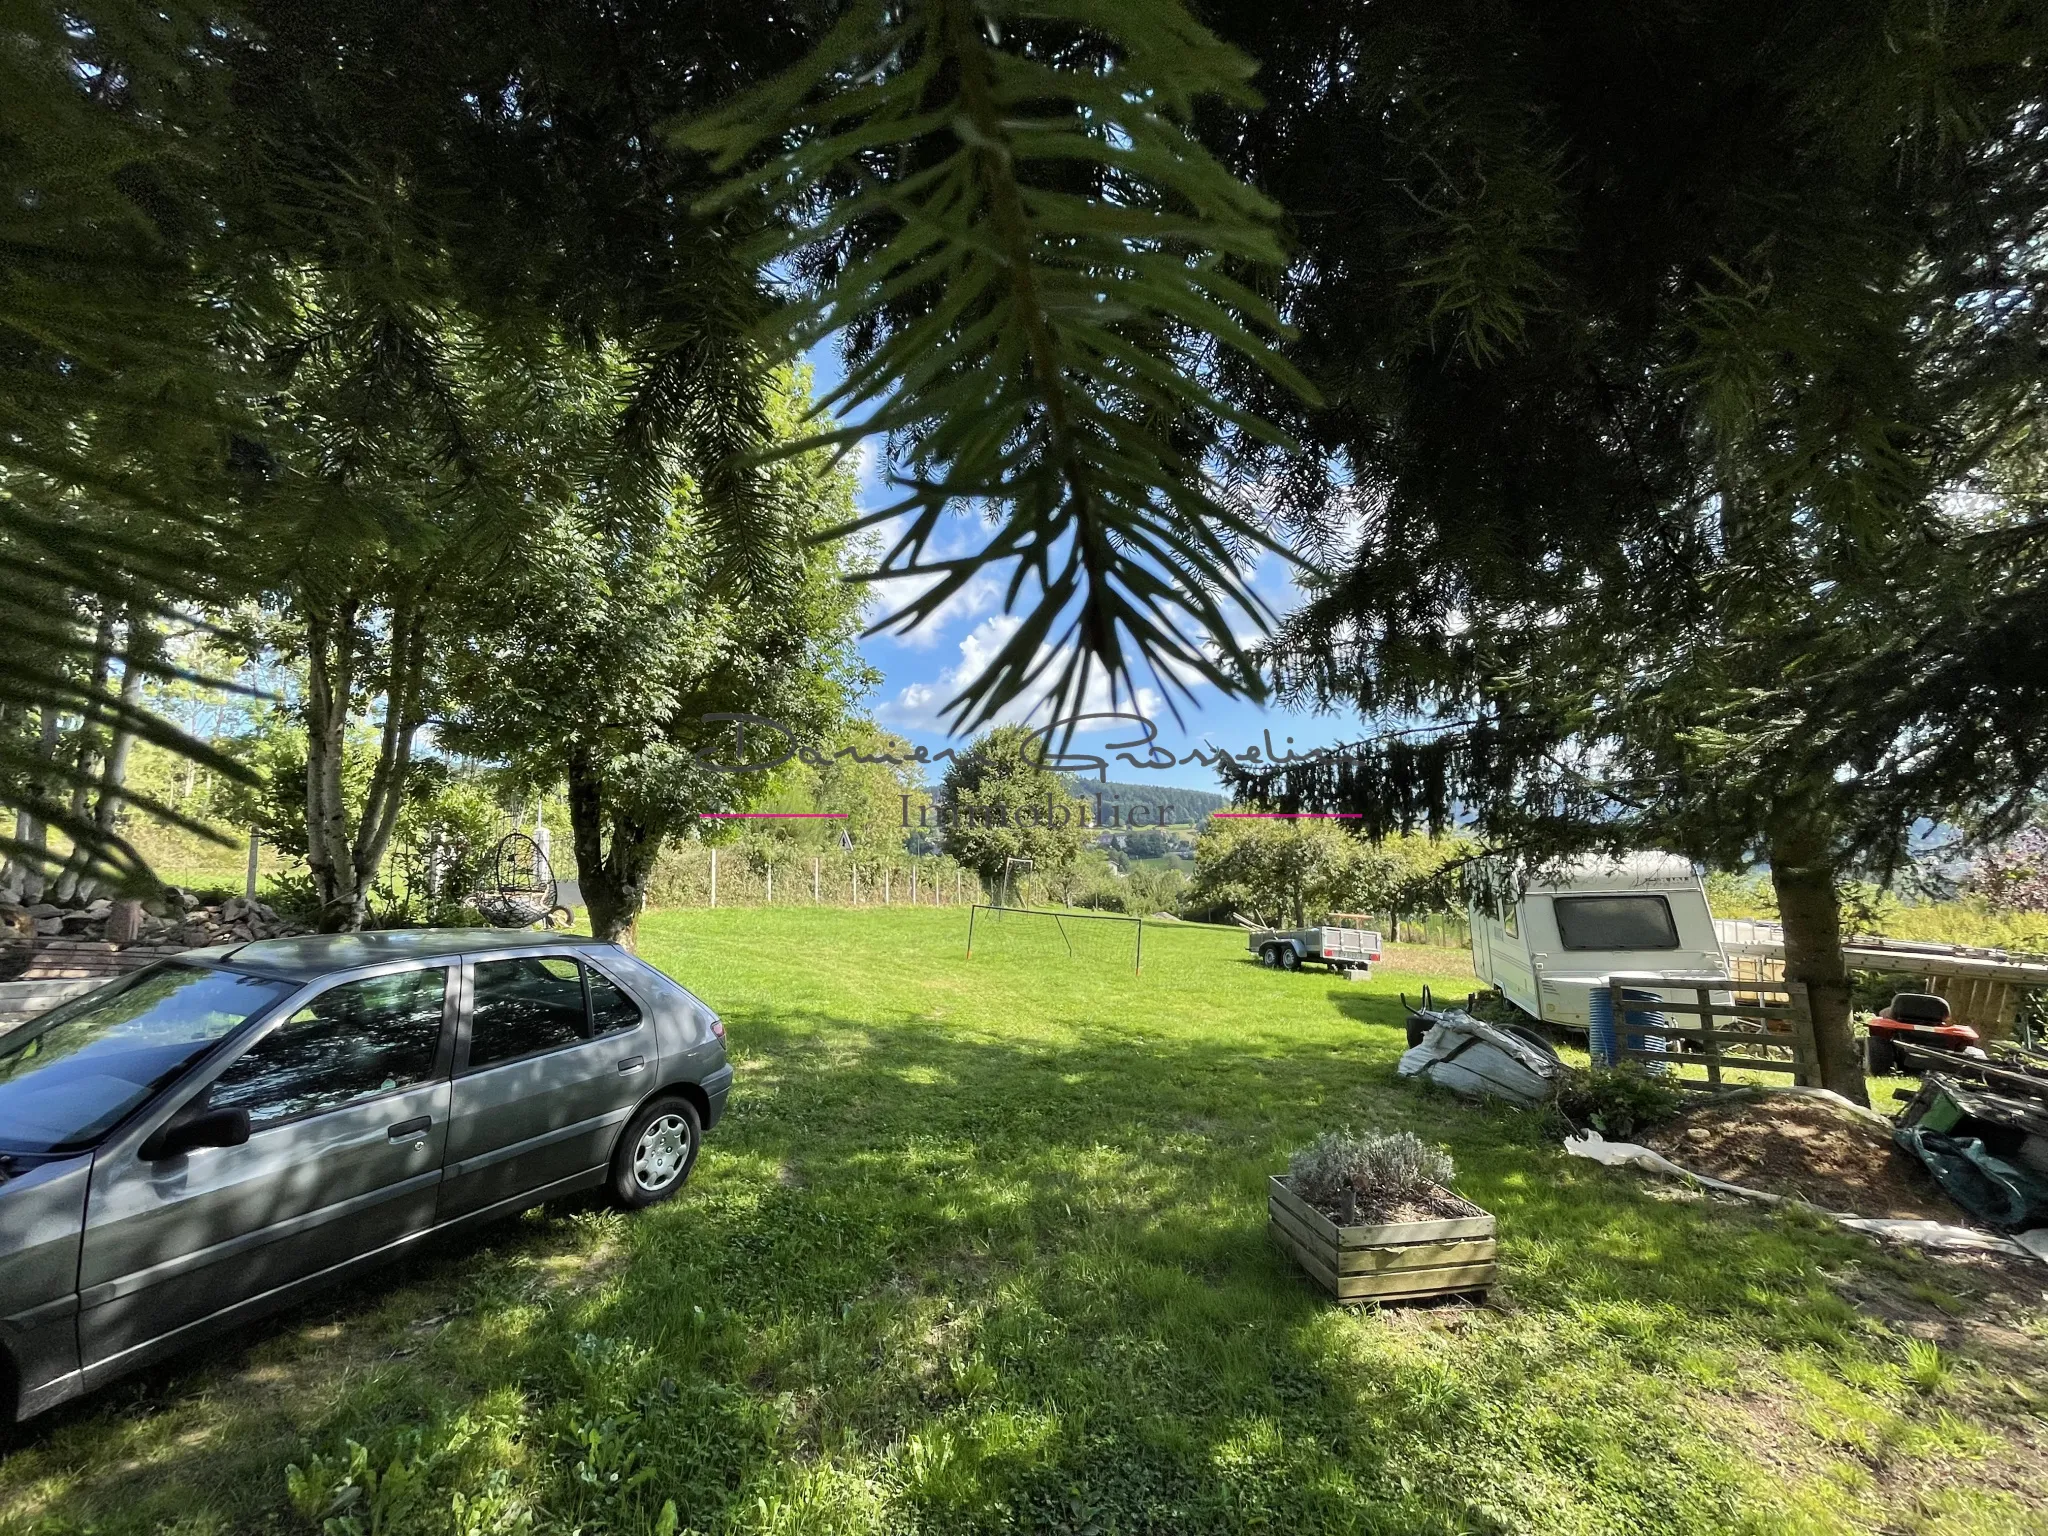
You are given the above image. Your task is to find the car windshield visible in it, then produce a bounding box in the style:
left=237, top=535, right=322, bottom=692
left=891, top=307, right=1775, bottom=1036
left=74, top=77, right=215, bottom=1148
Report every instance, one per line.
left=0, top=965, right=295, bottom=1156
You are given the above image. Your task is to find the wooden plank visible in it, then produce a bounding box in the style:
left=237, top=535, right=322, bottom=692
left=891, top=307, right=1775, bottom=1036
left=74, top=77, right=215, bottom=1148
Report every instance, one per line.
left=1605, top=998, right=1793, bottom=1020
left=1267, top=1177, right=1495, bottom=1245
left=1335, top=1262, right=1498, bottom=1301
left=1267, top=1175, right=1340, bottom=1244
left=1784, top=982, right=1820, bottom=1087
left=1267, top=1196, right=1341, bottom=1274
left=1622, top=1028, right=1802, bottom=1056
left=1891, top=1045, right=2048, bottom=1103
left=1342, top=1237, right=1498, bottom=1275
left=1272, top=1223, right=1497, bottom=1302
left=1269, top=1196, right=1495, bottom=1274
left=1619, top=1046, right=1799, bottom=1075
left=1269, top=1218, right=1342, bottom=1297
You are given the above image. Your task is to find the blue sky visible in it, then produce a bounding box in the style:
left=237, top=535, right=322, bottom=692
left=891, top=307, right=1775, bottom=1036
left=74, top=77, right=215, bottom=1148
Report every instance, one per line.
left=802, top=348, right=1367, bottom=795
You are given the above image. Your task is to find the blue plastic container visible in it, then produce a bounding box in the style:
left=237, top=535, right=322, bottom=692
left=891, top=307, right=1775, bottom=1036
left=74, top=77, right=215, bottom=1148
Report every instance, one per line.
left=1588, top=986, right=1668, bottom=1072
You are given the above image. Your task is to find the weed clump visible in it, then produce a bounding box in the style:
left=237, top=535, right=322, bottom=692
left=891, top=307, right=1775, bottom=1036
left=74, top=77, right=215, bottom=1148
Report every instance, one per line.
left=1552, top=1063, right=1685, bottom=1139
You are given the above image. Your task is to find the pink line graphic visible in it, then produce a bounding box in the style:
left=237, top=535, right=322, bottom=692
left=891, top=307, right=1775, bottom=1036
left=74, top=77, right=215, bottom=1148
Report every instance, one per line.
left=697, top=811, right=849, bottom=819
left=1211, top=811, right=1362, bottom=819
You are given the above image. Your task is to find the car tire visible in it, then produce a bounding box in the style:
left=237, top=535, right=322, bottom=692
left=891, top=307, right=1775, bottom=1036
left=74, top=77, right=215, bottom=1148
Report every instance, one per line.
left=1864, top=1030, right=1897, bottom=1076
left=1405, top=1014, right=1430, bottom=1048
left=610, top=1095, right=702, bottom=1210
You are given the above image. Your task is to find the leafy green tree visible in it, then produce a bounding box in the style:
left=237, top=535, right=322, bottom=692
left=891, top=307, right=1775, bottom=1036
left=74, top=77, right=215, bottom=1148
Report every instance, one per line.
left=1189, top=818, right=1362, bottom=930
left=443, top=374, right=870, bottom=943
left=937, top=727, right=1090, bottom=900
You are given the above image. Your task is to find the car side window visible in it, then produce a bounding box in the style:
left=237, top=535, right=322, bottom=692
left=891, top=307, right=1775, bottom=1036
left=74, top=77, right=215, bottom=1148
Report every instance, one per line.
left=468, top=956, right=589, bottom=1068
left=587, top=967, right=643, bottom=1037
left=208, top=968, right=447, bottom=1126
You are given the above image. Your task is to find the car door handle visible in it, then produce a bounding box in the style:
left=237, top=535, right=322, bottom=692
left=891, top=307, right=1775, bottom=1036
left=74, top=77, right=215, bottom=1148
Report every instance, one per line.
left=616, top=1055, right=645, bottom=1075
left=388, top=1116, right=432, bottom=1142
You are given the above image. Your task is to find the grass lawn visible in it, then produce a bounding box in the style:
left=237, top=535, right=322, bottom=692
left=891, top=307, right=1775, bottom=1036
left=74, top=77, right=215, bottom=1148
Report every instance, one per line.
left=3, top=907, right=2044, bottom=1535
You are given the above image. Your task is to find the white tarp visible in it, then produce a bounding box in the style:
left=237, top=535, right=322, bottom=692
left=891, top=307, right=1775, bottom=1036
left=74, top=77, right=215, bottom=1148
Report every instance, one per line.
left=1398, top=1011, right=1565, bottom=1109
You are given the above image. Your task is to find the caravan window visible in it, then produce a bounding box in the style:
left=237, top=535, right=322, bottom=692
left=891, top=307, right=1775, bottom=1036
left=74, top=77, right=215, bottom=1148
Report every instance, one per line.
left=1553, top=895, right=1680, bottom=951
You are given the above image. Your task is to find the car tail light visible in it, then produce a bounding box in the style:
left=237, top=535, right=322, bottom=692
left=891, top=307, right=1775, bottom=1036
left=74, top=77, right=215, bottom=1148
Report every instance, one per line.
left=708, top=1016, right=726, bottom=1040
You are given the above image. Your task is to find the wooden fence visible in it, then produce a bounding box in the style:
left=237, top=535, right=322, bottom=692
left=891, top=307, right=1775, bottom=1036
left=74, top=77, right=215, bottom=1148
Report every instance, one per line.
left=645, top=847, right=980, bottom=909
left=1607, top=973, right=1820, bottom=1088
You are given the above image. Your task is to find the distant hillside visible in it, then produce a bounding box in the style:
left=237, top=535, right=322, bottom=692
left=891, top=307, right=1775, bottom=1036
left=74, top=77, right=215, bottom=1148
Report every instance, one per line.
left=1058, top=775, right=1229, bottom=827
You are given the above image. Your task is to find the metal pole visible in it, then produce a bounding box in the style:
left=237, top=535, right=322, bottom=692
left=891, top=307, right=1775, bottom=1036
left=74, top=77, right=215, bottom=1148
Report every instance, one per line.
left=1135, top=917, right=1143, bottom=976
left=813, top=857, right=821, bottom=903
left=766, top=863, right=773, bottom=904
left=709, top=848, right=717, bottom=908
left=244, top=829, right=260, bottom=900
left=967, top=903, right=977, bottom=957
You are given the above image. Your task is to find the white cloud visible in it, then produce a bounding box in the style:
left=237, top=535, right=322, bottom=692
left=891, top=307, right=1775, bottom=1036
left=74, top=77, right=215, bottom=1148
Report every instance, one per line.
left=876, top=614, right=1180, bottom=734
left=864, top=570, right=1004, bottom=649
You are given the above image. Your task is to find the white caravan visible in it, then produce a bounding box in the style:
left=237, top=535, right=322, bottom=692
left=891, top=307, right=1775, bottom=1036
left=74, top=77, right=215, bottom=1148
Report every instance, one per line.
left=1469, top=854, right=1730, bottom=1030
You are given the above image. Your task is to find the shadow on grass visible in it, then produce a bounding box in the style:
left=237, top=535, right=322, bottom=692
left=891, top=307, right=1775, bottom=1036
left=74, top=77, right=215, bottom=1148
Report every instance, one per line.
left=0, top=1001, right=1992, bottom=1535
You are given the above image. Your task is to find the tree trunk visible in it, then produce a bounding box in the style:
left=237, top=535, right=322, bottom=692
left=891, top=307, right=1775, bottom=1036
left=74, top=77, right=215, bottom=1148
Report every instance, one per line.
left=566, top=747, right=659, bottom=946
left=349, top=597, right=427, bottom=911
left=71, top=607, right=154, bottom=902
left=305, top=599, right=367, bottom=931
left=1767, top=819, right=1866, bottom=1105
left=51, top=607, right=118, bottom=904
left=6, top=702, right=64, bottom=903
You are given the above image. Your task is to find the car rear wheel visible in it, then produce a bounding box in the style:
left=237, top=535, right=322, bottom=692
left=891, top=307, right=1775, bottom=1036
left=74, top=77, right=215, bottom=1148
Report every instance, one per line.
left=611, top=1095, right=702, bottom=1209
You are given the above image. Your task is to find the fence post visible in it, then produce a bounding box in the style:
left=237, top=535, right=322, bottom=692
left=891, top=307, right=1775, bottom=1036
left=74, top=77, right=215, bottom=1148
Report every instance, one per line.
left=1696, top=985, right=1721, bottom=1087
left=813, top=857, right=821, bottom=904
left=1786, top=981, right=1820, bottom=1088
left=852, top=865, right=859, bottom=904
left=766, top=863, right=773, bottom=904
left=884, top=867, right=891, bottom=904
left=709, top=849, right=717, bottom=908
left=245, top=829, right=260, bottom=899
left=955, top=869, right=962, bottom=905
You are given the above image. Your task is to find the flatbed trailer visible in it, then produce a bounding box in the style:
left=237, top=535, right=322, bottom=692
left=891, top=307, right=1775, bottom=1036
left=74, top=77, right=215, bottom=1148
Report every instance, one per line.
left=1249, top=925, right=1382, bottom=977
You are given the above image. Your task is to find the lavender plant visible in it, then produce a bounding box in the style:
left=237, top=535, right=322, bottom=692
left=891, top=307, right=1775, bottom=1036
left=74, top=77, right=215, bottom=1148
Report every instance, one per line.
left=1287, top=1129, right=1454, bottom=1214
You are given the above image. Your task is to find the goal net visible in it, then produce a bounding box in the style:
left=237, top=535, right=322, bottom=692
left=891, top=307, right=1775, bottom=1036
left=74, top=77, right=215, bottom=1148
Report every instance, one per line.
left=965, top=904, right=1145, bottom=974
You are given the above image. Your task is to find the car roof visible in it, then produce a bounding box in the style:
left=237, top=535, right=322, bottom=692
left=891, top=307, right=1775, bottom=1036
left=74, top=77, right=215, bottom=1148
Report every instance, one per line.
left=182, top=928, right=615, bottom=982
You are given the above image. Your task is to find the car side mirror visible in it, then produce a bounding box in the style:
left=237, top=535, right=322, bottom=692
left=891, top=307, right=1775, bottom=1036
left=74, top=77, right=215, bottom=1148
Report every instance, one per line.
left=140, top=1103, right=251, bottom=1162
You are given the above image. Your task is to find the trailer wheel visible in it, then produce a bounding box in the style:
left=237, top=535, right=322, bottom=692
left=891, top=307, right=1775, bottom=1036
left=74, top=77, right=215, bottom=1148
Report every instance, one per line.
left=1278, top=947, right=1300, bottom=971
left=1405, top=1014, right=1430, bottom=1048
left=1864, top=1030, right=1897, bottom=1076
left=1258, top=944, right=1280, bottom=968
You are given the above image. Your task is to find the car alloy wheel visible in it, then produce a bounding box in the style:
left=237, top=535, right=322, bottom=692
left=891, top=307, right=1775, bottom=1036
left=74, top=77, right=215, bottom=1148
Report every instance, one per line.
left=633, top=1112, right=692, bottom=1193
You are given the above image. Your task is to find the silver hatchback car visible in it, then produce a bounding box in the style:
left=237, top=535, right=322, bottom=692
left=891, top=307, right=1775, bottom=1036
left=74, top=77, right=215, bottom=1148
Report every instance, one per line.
left=0, top=930, right=731, bottom=1425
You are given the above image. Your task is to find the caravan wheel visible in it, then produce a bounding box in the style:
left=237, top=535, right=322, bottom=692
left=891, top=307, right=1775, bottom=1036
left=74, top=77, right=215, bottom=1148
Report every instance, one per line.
left=1278, top=947, right=1301, bottom=971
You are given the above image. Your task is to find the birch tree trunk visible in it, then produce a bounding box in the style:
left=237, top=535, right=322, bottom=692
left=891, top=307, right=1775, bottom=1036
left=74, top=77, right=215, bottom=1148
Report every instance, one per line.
left=4, top=703, right=64, bottom=903
left=51, top=607, right=118, bottom=904
left=304, top=599, right=365, bottom=930
left=70, top=607, right=155, bottom=902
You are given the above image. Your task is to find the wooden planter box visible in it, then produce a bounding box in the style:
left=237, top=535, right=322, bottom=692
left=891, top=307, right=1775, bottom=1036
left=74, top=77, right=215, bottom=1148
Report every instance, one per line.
left=1268, top=1175, right=1497, bottom=1303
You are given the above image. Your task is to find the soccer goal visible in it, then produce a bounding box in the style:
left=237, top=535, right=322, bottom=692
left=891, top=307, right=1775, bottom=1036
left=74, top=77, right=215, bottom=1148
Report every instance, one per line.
left=965, top=904, right=1146, bottom=974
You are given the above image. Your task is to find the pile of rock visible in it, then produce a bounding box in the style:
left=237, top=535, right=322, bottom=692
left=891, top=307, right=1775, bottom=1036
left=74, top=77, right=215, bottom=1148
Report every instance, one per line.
left=2, top=890, right=304, bottom=950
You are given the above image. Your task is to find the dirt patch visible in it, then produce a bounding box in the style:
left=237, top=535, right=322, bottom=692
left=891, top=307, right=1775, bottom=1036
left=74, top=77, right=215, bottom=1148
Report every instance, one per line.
left=1642, top=1096, right=1958, bottom=1220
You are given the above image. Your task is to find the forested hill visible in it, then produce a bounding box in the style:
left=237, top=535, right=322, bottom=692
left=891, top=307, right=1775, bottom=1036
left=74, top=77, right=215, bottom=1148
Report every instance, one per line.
left=1058, top=776, right=1230, bottom=826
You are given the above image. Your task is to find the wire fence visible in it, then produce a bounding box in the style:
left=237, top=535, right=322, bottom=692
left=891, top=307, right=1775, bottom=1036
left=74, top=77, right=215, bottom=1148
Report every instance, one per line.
left=645, top=846, right=983, bottom=909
